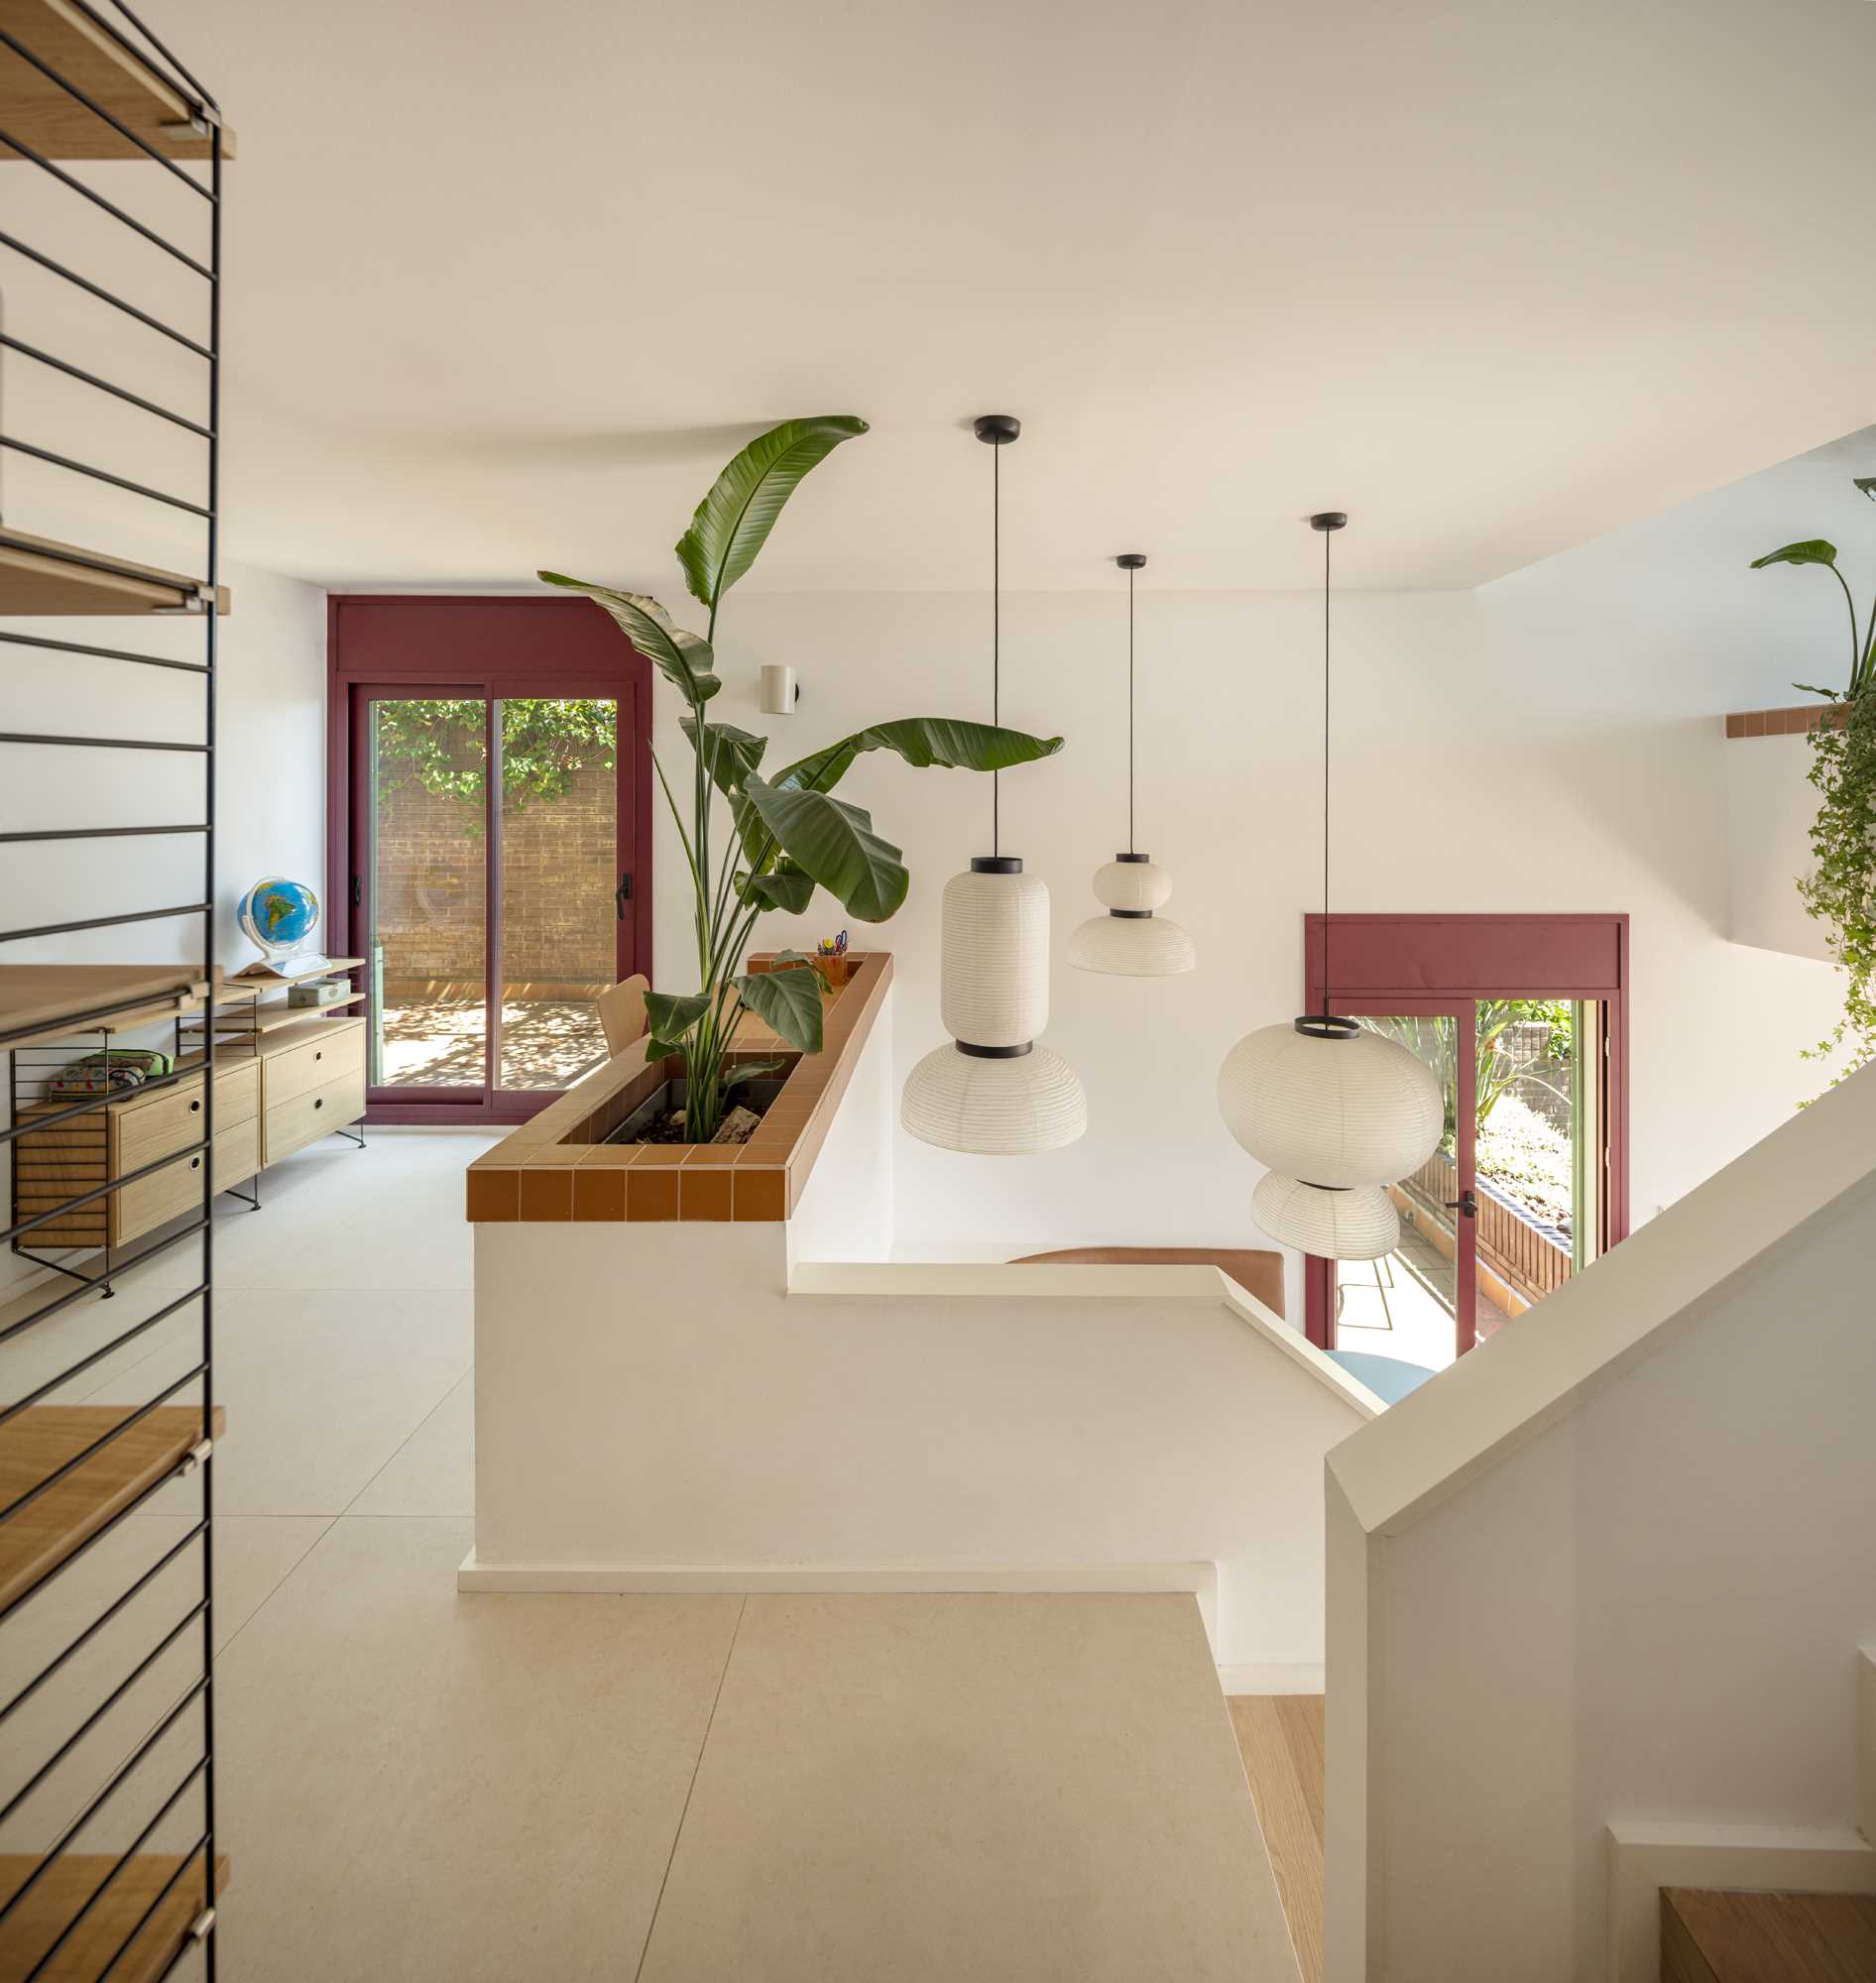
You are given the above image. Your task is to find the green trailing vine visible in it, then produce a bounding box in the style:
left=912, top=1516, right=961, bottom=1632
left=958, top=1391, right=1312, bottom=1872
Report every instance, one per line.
left=1750, top=476, right=1876, bottom=1085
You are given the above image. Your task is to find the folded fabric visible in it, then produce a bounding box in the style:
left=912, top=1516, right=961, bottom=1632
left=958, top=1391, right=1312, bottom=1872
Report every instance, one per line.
left=47, top=1048, right=175, bottom=1099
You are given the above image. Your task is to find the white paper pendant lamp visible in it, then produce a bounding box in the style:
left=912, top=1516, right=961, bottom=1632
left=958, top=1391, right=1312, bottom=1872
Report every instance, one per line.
left=1068, top=554, right=1196, bottom=978
left=1251, top=1171, right=1400, bottom=1261
left=1219, top=512, right=1441, bottom=1258
left=901, top=415, right=1087, bottom=1155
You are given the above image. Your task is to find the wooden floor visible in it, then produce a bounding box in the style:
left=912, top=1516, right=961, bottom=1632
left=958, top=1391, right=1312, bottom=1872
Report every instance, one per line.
left=1229, top=1695, right=1326, bottom=1983
left=1663, top=1887, right=1876, bottom=1982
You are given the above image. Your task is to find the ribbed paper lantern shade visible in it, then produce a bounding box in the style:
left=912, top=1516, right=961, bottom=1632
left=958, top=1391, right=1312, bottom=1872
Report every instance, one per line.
left=902, top=857, right=1088, bottom=1154
left=1251, top=1170, right=1400, bottom=1261
left=1218, top=1022, right=1443, bottom=1188
left=1067, top=856, right=1196, bottom=979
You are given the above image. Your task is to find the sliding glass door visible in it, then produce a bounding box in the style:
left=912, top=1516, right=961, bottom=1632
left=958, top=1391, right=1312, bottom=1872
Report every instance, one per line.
left=1299, top=915, right=1628, bottom=1364
left=330, top=598, right=650, bottom=1125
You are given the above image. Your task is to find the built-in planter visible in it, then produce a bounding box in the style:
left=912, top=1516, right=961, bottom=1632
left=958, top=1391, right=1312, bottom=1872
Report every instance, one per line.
left=464, top=951, right=892, bottom=1224
left=1723, top=705, right=1840, bottom=964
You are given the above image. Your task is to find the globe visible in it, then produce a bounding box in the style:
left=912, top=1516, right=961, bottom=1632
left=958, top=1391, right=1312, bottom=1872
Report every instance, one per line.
left=238, top=876, right=320, bottom=957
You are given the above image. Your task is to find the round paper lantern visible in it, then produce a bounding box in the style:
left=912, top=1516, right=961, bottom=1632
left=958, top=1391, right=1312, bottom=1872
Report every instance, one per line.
left=901, top=1040, right=1088, bottom=1154
left=1067, top=855, right=1196, bottom=979
left=1218, top=1020, right=1442, bottom=1188
left=1251, top=1170, right=1400, bottom=1261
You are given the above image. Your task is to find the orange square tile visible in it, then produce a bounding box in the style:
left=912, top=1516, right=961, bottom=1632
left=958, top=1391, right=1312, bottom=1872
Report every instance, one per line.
left=579, top=1143, right=641, bottom=1166
left=680, top=1166, right=733, bottom=1222
left=573, top=1167, right=626, bottom=1221
left=518, top=1167, right=572, bottom=1222
left=465, top=1169, right=519, bottom=1223
left=1743, top=709, right=1766, bottom=737
left=635, top=1144, right=688, bottom=1166
left=627, top=1167, right=679, bottom=1221
left=733, top=1167, right=786, bottom=1222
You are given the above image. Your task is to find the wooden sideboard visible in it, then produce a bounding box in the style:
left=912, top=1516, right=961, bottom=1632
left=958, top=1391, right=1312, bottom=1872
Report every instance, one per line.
left=14, top=1013, right=366, bottom=1250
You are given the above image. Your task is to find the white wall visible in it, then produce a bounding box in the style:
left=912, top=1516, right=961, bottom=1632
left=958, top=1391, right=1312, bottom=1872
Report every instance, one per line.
left=1321, top=1057, right=1876, bottom=1981
left=1725, top=731, right=1834, bottom=963
left=636, top=432, right=1871, bottom=1297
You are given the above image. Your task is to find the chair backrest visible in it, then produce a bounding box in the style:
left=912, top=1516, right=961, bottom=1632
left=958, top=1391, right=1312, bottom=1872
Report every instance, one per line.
left=1007, top=1245, right=1286, bottom=1321
left=596, top=974, right=649, bottom=1058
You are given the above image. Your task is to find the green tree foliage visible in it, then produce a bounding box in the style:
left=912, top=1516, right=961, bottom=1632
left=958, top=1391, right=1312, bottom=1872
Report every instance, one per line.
left=372, top=698, right=618, bottom=824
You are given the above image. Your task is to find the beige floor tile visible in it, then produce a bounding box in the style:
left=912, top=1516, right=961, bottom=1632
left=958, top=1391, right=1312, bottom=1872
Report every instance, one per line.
left=212, top=1518, right=742, bottom=1983
left=638, top=1592, right=1300, bottom=1983
left=348, top=1366, right=474, bottom=1518
left=87, top=1286, right=471, bottom=1517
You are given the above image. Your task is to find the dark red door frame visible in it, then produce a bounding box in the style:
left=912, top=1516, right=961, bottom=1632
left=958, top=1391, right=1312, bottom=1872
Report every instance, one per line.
left=1299, top=912, right=1630, bottom=1351
left=326, top=596, right=652, bottom=1126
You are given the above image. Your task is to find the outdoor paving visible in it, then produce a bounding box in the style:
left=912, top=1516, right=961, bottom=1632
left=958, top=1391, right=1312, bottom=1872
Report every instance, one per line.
left=1335, top=1228, right=1512, bottom=1374
left=379, top=998, right=609, bottom=1091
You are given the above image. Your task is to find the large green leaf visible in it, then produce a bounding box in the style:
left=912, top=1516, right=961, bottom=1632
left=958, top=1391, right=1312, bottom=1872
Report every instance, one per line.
left=732, top=961, right=825, bottom=1056
left=1854, top=478, right=1876, bottom=501
left=1750, top=539, right=1839, bottom=570
left=680, top=716, right=766, bottom=798
left=675, top=416, right=869, bottom=614
left=538, top=574, right=720, bottom=704
left=741, top=774, right=907, bottom=922
left=736, top=860, right=815, bottom=913
left=771, top=718, right=1065, bottom=796
left=644, top=990, right=710, bottom=1047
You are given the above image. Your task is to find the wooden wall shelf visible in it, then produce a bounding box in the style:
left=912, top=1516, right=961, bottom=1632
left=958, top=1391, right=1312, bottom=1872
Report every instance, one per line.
left=0, top=1849, right=229, bottom=1982
left=0, top=964, right=214, bottom=1051
left=0, top=0, right=235, bottom=160
left=0, top=1403, right=224, bottom=1613
left=0, top=532, right=230, bottom=618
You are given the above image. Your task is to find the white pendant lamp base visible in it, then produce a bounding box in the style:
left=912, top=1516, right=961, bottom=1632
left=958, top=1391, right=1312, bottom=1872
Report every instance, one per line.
left=901, top=1041, right=1088, bottom=1154
left=1218, top=1020, right=1443, bottom=1188
left=1066, top=912, right=1196, bottom=976
left=1251, top=1170, right=1400, bottom=1261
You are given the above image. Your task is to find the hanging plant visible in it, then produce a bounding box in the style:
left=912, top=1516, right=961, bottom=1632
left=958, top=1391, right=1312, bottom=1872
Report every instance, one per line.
left=1750, top=476, right=1876, bottom=1084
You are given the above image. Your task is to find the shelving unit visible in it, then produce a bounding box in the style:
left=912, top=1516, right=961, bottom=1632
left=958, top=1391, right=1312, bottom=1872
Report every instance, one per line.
left=0, top=6, right=230, bottom=1975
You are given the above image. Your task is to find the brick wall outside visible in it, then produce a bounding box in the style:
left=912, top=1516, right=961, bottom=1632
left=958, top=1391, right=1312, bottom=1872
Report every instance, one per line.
left=374, top=737, right=616, bottom=992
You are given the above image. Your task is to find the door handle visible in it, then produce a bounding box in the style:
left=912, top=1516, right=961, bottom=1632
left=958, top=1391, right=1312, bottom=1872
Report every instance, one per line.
left=1445, top=1189, right=1478, bottom=1219
left=615, top=872, right=632, bottom=920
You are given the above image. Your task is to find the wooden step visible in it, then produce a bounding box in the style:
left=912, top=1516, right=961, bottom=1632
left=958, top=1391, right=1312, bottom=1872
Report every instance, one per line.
left=1664, top=1888, right=1876, bottom=1982
left=0, top=1850, right=227, bottom=1983
left=1229, top=1693, right=1326, bottom=1983
left=0, top=0, right=235, bottom=160
left=0, top=1406, right=225, bottom=1614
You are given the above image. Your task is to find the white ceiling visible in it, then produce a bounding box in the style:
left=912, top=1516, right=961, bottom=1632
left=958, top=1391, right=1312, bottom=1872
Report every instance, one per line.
left=169, top=0, right=1876, bottom=594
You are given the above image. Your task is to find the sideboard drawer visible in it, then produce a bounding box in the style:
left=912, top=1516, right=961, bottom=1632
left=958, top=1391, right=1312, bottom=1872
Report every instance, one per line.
left=265, top=1021, right=365, bottom=1108
left=114, top=1117, right=261, bottom=1246
left=263, top=1065, right=366, bottom=1166
left=114, top=1058, right=260, bottom=1177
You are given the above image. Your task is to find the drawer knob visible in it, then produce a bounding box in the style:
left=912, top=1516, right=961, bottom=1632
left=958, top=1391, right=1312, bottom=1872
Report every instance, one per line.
left=190, top=1100, right=201, bottom=1112
left=190, top=1157, right=201, bottom=1171
left=314, top=1099, right=323, bottom=1109
left=314, top=1051, right=322, bottom=1062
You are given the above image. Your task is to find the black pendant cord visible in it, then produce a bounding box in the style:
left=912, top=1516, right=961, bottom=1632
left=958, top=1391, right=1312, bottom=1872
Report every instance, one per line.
left=1127, top=560, right=1136, bottom=857
left=992, top=436, right=999, bottom=859
left=1323, top=519, right=1331, bottom=1014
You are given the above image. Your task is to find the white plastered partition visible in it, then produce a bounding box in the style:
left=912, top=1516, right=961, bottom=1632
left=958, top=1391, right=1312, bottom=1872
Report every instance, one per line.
left=1322, top=1060, right=1876, bottom=1981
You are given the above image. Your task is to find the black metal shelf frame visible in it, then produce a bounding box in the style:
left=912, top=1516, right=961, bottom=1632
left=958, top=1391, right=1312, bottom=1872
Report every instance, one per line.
left=1, top=4, right=226, bottom=1977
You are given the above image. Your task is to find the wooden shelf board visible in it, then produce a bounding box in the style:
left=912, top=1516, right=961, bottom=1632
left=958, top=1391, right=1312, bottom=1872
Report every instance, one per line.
left=1662, top=1887, right=1876, bottom=1982
left=0, top=1404, right=225, bottom=1615
left=0, top=966, right=214, bottom=1051
left=0, top=1850, right=228, bottom=1983
left=186, top=991, right=366, bottom=1037
left=0, top=0, right=234, bottom=161
left=0, top=531, right=229, bottom=617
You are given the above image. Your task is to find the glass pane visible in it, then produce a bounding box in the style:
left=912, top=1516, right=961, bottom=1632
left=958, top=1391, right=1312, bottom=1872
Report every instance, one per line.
left=368, top=698, right=488, bottom=1090
left=496, top=697, right=618, bottom=1091
left=1338, top=1017, right=1463, bottom=1375
left=1473, top=998, right=1585, bottom=1326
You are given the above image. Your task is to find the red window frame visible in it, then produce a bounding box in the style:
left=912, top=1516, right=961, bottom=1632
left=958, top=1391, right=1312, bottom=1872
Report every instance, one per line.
left=325, top=596, right=652, bottom=1126
left=1299, top=912, right=1630, bottom=1350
